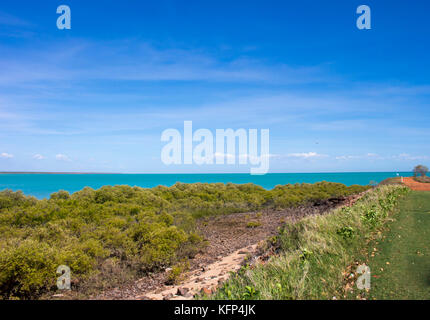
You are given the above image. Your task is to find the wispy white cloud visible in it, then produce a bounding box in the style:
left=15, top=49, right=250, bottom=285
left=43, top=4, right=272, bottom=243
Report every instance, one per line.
left=193, top=153, right=276, bottom=164
left=335, top=153, right=384, bottom=160
left=55, top=154, right=71, bottom=161
left=0, top=11, right=32, bottom=27
left=0, top=152, right=13, bottom=158
left=335, top=153, right=381, bottom=160
left=32, top=154, right=46, bottom=160
left=335, top=155, right=361, bottom=160
left=335, top=153, right=429, bottom=162
left=239, top=153, right=278, bottom=161
left=0, top=40, right=328, bottom=86
left=213, top=152, right=235, bottom=160
left=360, top=84, right=430, bottom=97
left=287, top=152, right=327, bottom=159
left=394, top=153, right=429, bottom=161
left=0, top=37, right=429, bottom=173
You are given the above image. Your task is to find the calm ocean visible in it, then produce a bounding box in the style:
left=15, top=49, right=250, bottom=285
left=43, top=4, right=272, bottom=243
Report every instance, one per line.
left=0, top=172, right=412, bottom=199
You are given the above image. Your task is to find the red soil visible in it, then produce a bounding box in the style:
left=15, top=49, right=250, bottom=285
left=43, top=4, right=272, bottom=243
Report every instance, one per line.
left=402, top=177, right=430, bottom=191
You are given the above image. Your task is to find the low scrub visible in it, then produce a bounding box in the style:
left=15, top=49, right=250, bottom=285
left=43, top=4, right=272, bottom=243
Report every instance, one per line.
left=378, top=177, right=403, bottom=186
left=209, top=185, right=409, bottom=300
left=0, top=181, right=368, bottom=299
left=246, top=221, right=262, bottom=228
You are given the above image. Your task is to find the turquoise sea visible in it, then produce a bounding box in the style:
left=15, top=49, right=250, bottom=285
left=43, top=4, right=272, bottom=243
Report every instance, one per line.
left=0, top=172, right=412, bottom=199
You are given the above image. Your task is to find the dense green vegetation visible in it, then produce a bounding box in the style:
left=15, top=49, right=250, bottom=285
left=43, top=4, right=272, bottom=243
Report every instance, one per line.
left=0, top=181, right=367, bottom=299
left=364, top=191, right=430, bottom=299
left=208, top=185, right=408, bottom=300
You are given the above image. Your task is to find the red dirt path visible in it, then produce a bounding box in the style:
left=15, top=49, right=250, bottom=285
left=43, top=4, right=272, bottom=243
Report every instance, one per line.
left=402, top=177, right=430, bottom=191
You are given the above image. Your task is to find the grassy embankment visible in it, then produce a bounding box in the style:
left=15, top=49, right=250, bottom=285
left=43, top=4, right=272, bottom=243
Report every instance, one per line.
left=0, top=181, right=367, bottom=299
left=361, top=191, right=430, bottom=299
left=208, top=185, right=409, bottom=300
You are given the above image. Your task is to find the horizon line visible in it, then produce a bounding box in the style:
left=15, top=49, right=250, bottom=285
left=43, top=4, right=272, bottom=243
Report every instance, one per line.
left=0, top=171, right=412, bottom=175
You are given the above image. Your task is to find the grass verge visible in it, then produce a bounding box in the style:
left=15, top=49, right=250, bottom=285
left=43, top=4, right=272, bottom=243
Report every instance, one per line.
left=359, top=191, right=430, bottom=299
left=207, top=185, right=409, bottom=300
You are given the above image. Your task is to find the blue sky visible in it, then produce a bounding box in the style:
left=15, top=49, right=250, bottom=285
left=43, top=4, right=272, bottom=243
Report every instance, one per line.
left=0, top=0, right=429, bottom=173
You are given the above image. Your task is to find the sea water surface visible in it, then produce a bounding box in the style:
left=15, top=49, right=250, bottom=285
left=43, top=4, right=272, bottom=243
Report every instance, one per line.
left=0, top=172, right=412, bottom=199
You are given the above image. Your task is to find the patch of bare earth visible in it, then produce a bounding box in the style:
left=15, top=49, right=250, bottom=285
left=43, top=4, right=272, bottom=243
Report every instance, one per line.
left=93, top=193, right=364, bottom=300
left=402, top=177, right=430, bottom=191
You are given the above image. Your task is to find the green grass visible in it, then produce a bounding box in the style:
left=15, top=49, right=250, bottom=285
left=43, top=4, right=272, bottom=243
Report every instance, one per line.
left=364, top=191, right=430, bottom=299
left=207, top=185, right=409, bottom=300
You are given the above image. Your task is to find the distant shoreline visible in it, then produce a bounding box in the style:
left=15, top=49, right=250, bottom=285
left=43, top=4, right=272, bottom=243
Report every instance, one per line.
left=0, top=172, right=412, bottom=199
left=0, top=171, right=412, bottom=175
left=0, top=172, right=120, bottom=175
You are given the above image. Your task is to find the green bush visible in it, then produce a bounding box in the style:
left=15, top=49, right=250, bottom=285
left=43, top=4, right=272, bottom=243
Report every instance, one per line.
left=165, top=260, right=190, bottom=285
left=0, top=240, right=59, bottom=298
